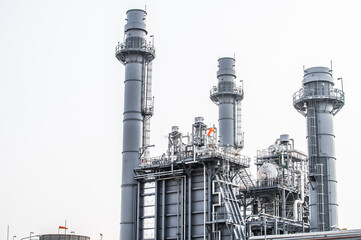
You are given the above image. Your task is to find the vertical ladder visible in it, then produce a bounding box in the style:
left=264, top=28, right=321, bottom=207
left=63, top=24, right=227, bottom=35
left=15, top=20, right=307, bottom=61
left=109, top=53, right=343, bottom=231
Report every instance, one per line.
left=307, top=101, right=318, bottom=166
left=142, top=61, right=154, bottom=159
left=307, top=101, right=325, bottom=231
left=316, top=163, right=325, bottom=231
left=235, top=102, right=244, bottom=149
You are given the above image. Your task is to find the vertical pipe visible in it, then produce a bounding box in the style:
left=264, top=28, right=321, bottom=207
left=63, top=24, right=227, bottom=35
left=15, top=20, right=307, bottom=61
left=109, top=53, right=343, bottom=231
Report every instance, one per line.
left=183, top=177, right=186, bottom=240
left=281, top=189, right=286, bottom=219
left=274, top=217, right=278, bottom=235
left=181, top=178, right=184, bottom=240
left=247, top=221, right=252, bottom=238
left=243, top=194, right=247, bottom=220
left=136, top=182, right=140, bottom=240
left=177, top=179, right=180, bottom=239
left=204, top=166, right=207, bottom=240
left=188, top=175, right=192, bottom=240
left=162, top=180, right=165, bottom=239
left=155, top=180, right=158, bottom=240
left=207, top=173, right=212, bottom=223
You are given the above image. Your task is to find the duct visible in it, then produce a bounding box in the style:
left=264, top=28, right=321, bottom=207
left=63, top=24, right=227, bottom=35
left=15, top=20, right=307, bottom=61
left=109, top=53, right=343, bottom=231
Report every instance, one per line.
left=293, top=169, right=305, bottom=221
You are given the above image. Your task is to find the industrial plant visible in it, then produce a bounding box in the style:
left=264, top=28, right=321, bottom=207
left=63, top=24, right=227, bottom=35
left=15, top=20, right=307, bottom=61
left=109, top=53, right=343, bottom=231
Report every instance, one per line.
left=115, top=8, right=361, bottom=240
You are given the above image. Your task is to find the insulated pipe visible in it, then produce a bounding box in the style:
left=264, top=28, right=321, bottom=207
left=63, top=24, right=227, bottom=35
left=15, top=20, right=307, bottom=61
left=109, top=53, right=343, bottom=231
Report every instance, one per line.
left=115, top=9, right=155, bottom=240
left=293, top=169, right=304, bottom=221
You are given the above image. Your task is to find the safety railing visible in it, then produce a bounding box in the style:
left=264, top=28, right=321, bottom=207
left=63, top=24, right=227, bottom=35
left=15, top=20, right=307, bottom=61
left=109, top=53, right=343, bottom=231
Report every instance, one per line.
left=210, top=86, right=243, bottom=101
left=139, top=146, right=251, bottom=168
left=293, top=87, right=345, bottom=104
left=115, top=41, right=155, bottom=56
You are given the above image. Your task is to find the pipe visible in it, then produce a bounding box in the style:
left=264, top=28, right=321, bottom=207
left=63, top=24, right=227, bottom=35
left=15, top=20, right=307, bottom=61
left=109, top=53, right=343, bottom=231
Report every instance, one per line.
left=203, top=165, right=207, bottom=240
left=177, top=179, right=180, bottom=238
left=136, top=182, right=140, bottom=240
left=188, top=175, right=192, bottom=240
left=162, top=180, right=165, bottom=239
left=183, top=177, right=186, bottom=240
left=154, top=180, right=158, bottom=240
left=293, top=169, right=305, bottom=221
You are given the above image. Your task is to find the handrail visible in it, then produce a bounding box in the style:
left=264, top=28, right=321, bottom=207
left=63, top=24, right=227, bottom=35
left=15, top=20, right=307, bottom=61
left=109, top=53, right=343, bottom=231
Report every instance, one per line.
left=139, top=147, right=251, bottom=167
left=210, top=86, right=243, bottom=96
left=293, top=87, right=344, bottom=103
left=115, top=42, right=155, bottom=55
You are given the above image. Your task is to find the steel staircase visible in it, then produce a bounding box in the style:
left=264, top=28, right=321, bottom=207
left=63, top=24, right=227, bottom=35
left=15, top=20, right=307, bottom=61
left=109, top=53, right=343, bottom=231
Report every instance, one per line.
left=215, top=173, right=246, bottom=239
left=238, top=168, right=256, bottom=189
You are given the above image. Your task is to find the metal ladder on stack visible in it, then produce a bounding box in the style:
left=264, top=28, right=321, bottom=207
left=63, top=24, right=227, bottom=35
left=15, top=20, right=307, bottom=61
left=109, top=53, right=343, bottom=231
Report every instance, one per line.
left=315, top=163, right=325, bottom=231
left=307, top=101, right=325, bottom=231
left=236, top=102, right=244, bottom=149
left=141, top=61, right=154, bottom=159
left=215, top=173, right=246, bottom=239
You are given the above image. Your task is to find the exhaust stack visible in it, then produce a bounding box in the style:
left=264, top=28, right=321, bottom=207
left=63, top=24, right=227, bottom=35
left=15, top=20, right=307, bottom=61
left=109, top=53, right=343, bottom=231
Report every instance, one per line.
left=293, top=66, right=345, bottom=231
left=115, top=9, right=155, bottom=239
left=210, top=57, right=244, bottom=149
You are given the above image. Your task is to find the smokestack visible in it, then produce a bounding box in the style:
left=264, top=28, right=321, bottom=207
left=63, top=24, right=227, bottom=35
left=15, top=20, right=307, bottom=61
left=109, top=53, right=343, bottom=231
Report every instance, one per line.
left=293, top=66, right=345, bottom=231
left=210, top=57, right=244, bottom=149
left=115, top=9, right=155, bottom=239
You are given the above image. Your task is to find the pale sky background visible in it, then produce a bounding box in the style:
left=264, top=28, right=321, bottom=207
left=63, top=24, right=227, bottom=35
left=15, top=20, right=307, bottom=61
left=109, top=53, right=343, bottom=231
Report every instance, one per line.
left=1, top=0, right=361, bottom=239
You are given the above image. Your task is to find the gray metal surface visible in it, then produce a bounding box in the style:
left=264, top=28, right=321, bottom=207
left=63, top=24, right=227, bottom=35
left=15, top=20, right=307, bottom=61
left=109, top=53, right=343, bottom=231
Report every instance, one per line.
left=115, top=8, right=351, bottom=239
left=210, top=57, right=244, bottom=148
left=115, top=9, right=155, bottom=240
left=240, top=135, right=309, bottom=237
left=39, top=235, right=90, bottom=240
left=249, top=229, right=361, bottom=240
left=134, top=116, right=251, bottom=239
left=293, top=66, right=345, bottom=232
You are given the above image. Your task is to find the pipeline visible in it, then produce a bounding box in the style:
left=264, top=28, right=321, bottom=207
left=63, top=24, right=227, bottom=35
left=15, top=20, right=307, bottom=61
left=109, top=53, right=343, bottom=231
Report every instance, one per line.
left=293, top=169, right=305, bottom=221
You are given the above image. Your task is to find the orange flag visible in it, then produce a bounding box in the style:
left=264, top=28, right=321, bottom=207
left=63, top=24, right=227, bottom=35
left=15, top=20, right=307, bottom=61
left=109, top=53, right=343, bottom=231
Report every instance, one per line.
left=207, top=128, right=214, bottom=136
left=59, top=226, right=68, bottom=230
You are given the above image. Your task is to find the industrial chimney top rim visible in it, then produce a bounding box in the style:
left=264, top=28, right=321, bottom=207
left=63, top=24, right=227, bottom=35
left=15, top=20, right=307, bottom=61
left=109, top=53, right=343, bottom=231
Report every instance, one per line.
left=303, top=66, right=332, bottom=75
left=218, top=57, right=235, bottom=61
left=126, top=9, right=147, bottom=14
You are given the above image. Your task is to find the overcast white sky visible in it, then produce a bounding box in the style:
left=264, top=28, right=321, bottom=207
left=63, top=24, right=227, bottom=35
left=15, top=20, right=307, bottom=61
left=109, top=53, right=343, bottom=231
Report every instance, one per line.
left=1, top=0, right=361, bottom=239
